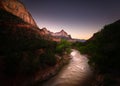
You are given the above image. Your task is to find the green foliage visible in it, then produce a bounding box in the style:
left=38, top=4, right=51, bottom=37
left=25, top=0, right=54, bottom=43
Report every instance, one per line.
left=79, top=42, right=99, bottom=56
left=78, top=20, right=120, bottom=73
left=56, top=39, right=72, bottom=54
left=72, top=41, right=84, bottom=48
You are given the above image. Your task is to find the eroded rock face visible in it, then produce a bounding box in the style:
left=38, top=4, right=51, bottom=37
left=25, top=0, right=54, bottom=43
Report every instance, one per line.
left=0, top=0, right=37, bottom=27
left=40, top=28, right=72, bottom=39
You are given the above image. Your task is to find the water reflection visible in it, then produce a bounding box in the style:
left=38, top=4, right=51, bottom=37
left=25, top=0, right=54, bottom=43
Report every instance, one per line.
left=43, top=49, right=92, bottom=86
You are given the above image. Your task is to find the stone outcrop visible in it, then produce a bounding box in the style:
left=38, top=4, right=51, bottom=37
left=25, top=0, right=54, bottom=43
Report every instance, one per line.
left=0, top=0, right=37, bottom=27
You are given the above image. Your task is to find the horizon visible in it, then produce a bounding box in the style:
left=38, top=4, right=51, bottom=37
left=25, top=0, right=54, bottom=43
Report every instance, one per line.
left=20, top=0, right=120, bottom=39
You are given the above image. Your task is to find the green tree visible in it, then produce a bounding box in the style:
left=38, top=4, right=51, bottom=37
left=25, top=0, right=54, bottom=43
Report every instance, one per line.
left=56, top=39, right=71, bottom=54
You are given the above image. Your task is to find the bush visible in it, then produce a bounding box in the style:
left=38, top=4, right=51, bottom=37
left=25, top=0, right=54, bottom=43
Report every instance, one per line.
left=56, top=39, right=71, bottom=54
left=39, top=49, right=57, bottom=67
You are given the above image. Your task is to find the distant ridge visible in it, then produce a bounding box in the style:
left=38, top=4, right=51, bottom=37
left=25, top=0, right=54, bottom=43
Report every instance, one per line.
left=40, top=27, right=87, bottom=42
left=40, top=27, right=72, bottom=40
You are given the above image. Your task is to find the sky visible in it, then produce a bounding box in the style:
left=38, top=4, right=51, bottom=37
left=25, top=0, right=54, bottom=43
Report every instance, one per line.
left=20, top=0, right=120, bottom=39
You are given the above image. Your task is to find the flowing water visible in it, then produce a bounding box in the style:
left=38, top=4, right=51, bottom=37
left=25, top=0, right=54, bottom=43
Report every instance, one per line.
left=42, top=49, right=92, bottom=86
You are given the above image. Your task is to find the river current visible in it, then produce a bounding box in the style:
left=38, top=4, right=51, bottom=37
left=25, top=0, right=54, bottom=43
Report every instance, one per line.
left=42, top=49, right=92, bottom=86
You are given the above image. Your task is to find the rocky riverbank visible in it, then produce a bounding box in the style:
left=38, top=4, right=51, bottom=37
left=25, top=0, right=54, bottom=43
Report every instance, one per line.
left=32, top=54, right=71, bottom=86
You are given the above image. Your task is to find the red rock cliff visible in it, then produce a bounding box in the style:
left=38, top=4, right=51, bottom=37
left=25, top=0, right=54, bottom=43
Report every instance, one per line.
left=0, top=0, right=37, bottom=27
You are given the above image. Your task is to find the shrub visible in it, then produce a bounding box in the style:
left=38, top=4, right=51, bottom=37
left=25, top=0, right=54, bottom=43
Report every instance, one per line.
left=39, top=49, right=57, bottom=67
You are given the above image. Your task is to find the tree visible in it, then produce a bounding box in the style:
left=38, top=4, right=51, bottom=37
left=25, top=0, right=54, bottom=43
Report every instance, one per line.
left=56, top=39, right=71, bottom=54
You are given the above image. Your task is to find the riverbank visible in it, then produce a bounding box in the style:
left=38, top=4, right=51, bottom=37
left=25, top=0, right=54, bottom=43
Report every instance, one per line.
left=32, top=54, right=71, bottom=86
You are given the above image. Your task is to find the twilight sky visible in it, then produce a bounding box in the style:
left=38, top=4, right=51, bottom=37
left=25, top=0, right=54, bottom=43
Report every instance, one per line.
left=20, top=0, right=120, bottom=39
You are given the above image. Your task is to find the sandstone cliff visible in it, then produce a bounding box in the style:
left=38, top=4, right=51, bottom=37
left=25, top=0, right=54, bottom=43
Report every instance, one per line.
left=0, top=0, right=37, bottom=27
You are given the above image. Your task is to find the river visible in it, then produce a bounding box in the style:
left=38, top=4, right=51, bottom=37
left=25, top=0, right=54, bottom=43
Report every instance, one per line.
left=42, top=49, right=92, bottom=86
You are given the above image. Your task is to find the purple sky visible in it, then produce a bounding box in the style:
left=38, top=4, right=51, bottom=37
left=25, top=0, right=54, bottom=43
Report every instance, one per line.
left=20, top=0, right=120, bottom=39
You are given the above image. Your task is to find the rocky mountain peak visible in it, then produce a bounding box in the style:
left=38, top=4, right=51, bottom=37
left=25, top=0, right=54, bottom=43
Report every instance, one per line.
left=0, top=0, right=37, bottom=27
left=56, top=29, right=68, bottom=37
left=39, top=28, right=72, bottom=40
left=60, top=29, right=65, bottom=32
left=40, top=27, right=51, bottom=35
left=42, top=27, right=48, bottom=31
left=59, top=29, right=67, bottom=35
